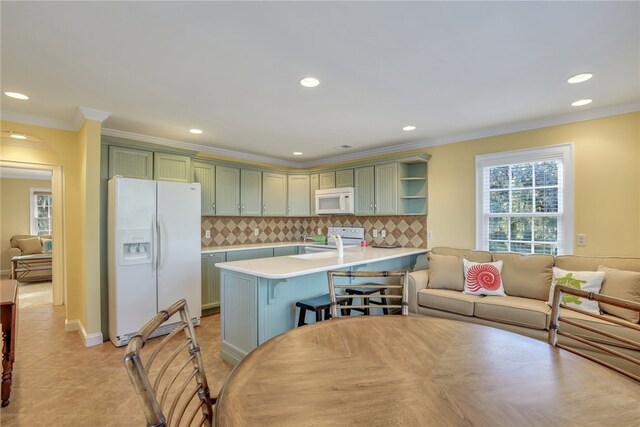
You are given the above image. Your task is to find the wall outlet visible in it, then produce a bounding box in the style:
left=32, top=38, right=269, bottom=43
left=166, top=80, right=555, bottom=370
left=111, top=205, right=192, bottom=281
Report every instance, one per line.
left=372, top=229, right=378, bottom=238
left=317, top=228, right=322, bottom=235
left=254, top=228, right=260, bottom=236
left=427, top=231, right=433, bottom=240
left=205, top=230, right=211, bottom=239
left=381, top=229, right=386, bottom=238
left=576, top=233, right=587, bottom=246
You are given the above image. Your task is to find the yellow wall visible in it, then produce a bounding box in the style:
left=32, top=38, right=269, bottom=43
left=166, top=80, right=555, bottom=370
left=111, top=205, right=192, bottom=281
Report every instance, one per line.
left=423, top=112, right=640, bottom=256
left=0, top=119, right=103, bottom=339
left=0, top=178, right=52, bottom=271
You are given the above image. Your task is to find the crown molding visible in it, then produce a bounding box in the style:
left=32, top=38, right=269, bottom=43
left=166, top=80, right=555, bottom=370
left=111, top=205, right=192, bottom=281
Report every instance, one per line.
left=73, top=107, right=111, bottom=129
left=296, top=100, right=640, bottom=167
left=1, top=110, right=77, bottom=131
left=3, top=100, right=638, bottom=167
left=101, top=128, right=300, bottom=168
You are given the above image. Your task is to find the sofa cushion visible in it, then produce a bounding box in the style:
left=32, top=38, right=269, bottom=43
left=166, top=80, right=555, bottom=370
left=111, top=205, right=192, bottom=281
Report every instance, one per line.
left=492, top=252, right=553, bottom=301
left=463, top=259, right=505, bottom=296
left=427, top=253, right=464, bottom=291
left=547, top=267, right=605, bottom=315
left=475, top=296, right=550, bottom=330
left=16, top=237, right=43, bottom=255
left=597, top=266, right=640, bottom=323
left=430, top=247, right=492, bottom=263
left=418, top=289, right=482, bottom=316
left=550, top=308, right=640, bottom=350
left=555, top=256, right=640, bottom=273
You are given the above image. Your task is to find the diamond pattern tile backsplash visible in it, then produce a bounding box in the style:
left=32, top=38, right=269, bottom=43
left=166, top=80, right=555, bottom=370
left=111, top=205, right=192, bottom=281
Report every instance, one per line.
left=201, top=215, right=427, bottom=248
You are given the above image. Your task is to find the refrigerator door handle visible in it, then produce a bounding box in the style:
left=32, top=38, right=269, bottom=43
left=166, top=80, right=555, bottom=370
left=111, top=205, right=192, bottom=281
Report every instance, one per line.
left=151, top=214, right=157, bottom=277
left=157, top=214, right=163, bottom=273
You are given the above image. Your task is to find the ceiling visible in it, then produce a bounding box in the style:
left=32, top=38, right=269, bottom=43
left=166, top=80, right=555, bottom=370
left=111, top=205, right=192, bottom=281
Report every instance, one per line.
left=1, top=2, right=638, bottom=166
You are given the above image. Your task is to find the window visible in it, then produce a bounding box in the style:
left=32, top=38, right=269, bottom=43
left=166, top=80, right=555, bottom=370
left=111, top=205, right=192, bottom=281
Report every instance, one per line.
left=476, top=144, right=573, bottom=255
left=30, top=188, right=53, bottom=235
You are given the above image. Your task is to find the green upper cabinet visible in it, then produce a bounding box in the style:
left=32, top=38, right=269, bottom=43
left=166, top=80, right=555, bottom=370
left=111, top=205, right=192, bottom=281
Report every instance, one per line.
left=374, top=163, right=398, bottom=215
left=335, top=169, right=354, bottom=188
left=215, top=166, right=241, bottom=216
left=319, top=172, right=336, bottom=190
left=194, top=161, right=216, bottom=215
left=310, top=173, right=319, bottom=215
left=153, top=152, right=192, bottom=182
left=288, top=174, right=310, bottom=216
left=263, top=172, right=287, bottom=216
left=108, top=146, right=154, bottom=179
left=240, top=169, right=262, bottom=216
left=354, top=166, right=375, bottom=215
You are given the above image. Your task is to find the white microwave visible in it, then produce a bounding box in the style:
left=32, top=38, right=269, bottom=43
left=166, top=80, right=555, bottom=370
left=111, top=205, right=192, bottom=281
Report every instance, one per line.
left=315, top=187, right=355, bottom=215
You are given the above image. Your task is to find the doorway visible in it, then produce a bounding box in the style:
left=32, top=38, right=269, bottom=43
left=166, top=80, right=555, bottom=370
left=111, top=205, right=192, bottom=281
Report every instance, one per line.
left=0, top=161, right=65, bottom=307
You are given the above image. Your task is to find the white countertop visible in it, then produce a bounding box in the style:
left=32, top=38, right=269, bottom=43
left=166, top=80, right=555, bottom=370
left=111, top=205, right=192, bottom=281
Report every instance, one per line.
left=202, top=242, right=304, bottom=254
left=215, top=246, right=428, bottom=279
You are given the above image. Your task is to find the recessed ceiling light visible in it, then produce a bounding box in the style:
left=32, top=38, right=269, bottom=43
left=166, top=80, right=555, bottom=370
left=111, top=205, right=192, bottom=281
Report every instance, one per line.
left=402, top=125, right=416, bottom=131
left=10, top=133, right=27, bottom=140
left=293, top=152, right=303, bottom=156
left=4, top=92, right=29, bottom=100
left=300, top=77, right=320, bottom=88
left=189, top=129, right=203, bottom=134
left=567, top=73, right=593, bottom=84
left=571, top=99, right=592, bottom=107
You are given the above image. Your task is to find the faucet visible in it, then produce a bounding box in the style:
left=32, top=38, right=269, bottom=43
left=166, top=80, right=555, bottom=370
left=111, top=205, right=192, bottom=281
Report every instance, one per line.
left=330, top=234, right=344, bottom=258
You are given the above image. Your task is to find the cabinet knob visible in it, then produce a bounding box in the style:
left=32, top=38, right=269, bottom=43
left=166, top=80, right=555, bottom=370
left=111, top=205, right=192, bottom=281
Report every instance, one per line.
left=263, top=205, right=266, bottom=212
left=370, top=202, right=373, bottom=209
left=212, top=203, right=215, bottom=210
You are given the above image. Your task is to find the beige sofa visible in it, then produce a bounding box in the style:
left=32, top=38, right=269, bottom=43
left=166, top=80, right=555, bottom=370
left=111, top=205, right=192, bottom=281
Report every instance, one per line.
left=8, top=234, right=53, bottom=281
left=408, top=247, right=640, bottom=376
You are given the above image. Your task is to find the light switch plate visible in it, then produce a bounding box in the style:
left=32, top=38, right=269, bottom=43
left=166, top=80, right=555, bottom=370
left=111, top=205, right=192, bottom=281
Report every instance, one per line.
left=577, top=234, right=587, bottom=246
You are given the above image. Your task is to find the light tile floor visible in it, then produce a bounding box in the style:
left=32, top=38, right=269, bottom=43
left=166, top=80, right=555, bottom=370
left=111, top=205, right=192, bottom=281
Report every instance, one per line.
left=0, top=304, right=233, bottom=426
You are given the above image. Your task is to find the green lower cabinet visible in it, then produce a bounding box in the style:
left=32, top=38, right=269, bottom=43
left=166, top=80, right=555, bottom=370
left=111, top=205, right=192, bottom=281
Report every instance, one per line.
left=226, top=248, right=274, bottom=261
left=202, top=253, right=225, bottom=314
left=273, top=246, right=299, bottom=256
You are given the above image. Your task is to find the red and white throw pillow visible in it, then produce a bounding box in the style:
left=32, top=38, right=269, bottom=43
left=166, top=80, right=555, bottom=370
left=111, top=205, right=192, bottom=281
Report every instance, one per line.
left=463, top=259, right=505, bottom=296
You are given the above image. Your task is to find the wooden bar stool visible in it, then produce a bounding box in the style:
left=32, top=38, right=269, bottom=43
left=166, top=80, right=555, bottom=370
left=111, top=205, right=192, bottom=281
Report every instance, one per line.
left=345, top=284, right=389, bottom=315
left=295, top=294, right=348, bottom=327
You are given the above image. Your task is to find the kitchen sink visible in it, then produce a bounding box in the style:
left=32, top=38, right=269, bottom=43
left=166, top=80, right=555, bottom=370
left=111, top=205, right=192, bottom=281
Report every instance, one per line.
left=290, top=251, right=340, bottom=260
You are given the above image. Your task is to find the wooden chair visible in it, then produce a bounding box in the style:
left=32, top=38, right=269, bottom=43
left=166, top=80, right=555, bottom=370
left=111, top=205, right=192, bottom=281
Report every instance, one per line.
left=548, top=285, right=640, bottom=382
left=123, top=299, right=216, bottom=426
left=327, top=270, right=409, bottom=319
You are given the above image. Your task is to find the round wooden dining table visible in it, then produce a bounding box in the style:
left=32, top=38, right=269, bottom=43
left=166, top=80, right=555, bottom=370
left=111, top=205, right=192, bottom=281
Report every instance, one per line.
left=215, top=316, right=640, bottom=426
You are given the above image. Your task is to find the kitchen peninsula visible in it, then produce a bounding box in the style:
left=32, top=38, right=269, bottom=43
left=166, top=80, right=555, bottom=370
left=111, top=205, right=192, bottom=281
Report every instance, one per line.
left=216, top=246, right=427, bottom=365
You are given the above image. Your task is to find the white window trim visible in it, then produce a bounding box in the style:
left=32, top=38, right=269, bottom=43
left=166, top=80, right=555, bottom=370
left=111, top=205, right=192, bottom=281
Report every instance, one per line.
left=475, top=144, right=574, bottom=255
left=30, top=187, right=52, bottom=235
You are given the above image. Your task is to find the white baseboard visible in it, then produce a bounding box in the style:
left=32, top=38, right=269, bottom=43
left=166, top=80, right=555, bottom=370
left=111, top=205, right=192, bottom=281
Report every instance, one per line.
left=65, top=318, right=104, bottom=347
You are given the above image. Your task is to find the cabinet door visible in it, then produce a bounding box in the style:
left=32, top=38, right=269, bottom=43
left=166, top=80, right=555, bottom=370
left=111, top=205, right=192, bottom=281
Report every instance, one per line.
left=194, top=161, right=216, bottom=215
left=215, top=166, right=240, bottom=215
left=202, top=253, right=225, bottom=312
left=154, top=152, right=192, bottom=182
left=108, top=146, right=153, bottom=179
left=262, top=172, right=287, bottom=216
left=374, top=163, right=398, bottom=215
left=226, top=248, right=274, bottom=261
left=241, top=169, right=262, bottom=216
left=354, top=166, right=375, bottom=215
left=310, top=174, right=319, bottom=215
left=319, top=172, right=336, bottom=190
left=335, top=169, right=354, bottom=188
left=288, top=174, right=310, bottom=216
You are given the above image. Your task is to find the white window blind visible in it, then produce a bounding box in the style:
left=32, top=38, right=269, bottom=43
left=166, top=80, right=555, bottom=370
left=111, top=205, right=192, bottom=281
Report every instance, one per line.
left=476, top=144, right=573, bottom=255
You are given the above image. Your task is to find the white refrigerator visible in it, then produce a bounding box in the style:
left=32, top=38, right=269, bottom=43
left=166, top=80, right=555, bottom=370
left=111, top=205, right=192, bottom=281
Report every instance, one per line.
left=108, top=177, right=202, bottom=347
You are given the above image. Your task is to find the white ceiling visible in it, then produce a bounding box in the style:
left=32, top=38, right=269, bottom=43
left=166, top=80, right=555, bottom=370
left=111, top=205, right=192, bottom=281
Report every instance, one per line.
left=1, top=2, right=638, bottom=166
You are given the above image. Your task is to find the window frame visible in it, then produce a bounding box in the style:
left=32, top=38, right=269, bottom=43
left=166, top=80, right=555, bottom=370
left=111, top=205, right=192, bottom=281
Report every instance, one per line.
left=475, top=144, right=574, bottom=255
left=30, top=187, right=53, bottom=236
